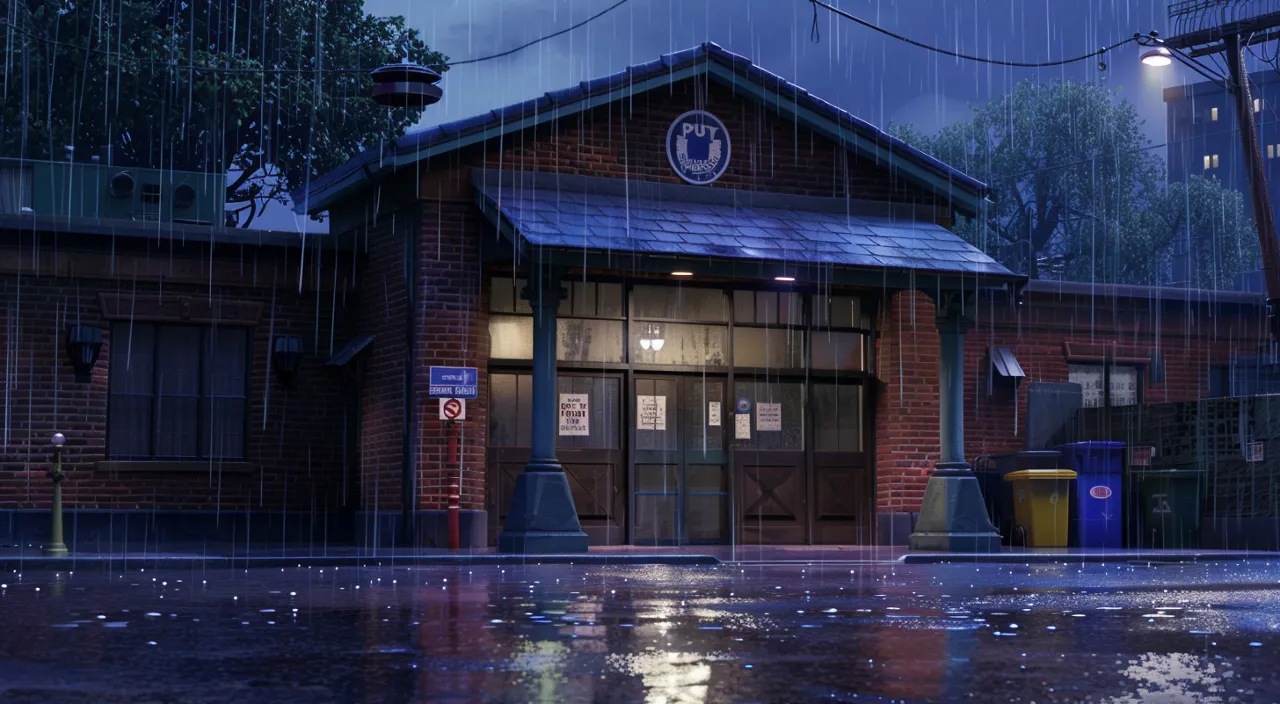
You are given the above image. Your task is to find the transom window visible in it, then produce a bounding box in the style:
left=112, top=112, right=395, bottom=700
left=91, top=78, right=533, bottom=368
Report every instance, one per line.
left=107, top=323, right=249, bottom=459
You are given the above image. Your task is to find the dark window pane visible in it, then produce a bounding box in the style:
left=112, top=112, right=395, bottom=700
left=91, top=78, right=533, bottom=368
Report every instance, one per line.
left=568, top=281, right=597, bottom=317
left=201, top=398, right=246, bottom=459
left=820, top=296, right=865, bottom=329
left=683, top=380, right=723, bottom=453
left=205, top=327, right=248, bottom=397
left=154, top=396, right=199, bottom=457
left=636, top=464, right=679, bottom=492
left=558, top=319, right=624, bottom=363
left=810, top=294, right=829, bottom=328
left=811, top=331, right=865, bottom=371
left=489, top=373, right=522, bottom=447
left=732, top=380, right=804, bottom=451
left=631, top=322, right=727, bottom=366
left=598, top=283, right=623, bottom=318
left=838, top=385, right=863, bottom=452
left=155, top=327, right=201, bottom=395
left=686, top=465, right=726, bottom=492
left=733, top=328, right=804, bottom=368
left=490, top=277, right=516, bottom=313
left=733, top=290, right=755, bottom=324
left=110, top=323, right=155, bottom=394
left=632, top=286, right=726, bottom=322
left=813, top=384, right=839, bottom=452
left=108, top=395, right=152, bottom=457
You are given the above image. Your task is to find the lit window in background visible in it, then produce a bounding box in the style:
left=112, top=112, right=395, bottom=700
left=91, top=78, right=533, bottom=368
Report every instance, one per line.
left=1256, top=98, right=1263, bottom=113
left=1204, top=155, right=1212, bottom=169
left=1212, top=107, right=1219, bottom=121
left=1269, top=145, right=1275, bottom=159
left=1213, top=154, right=1220, bottom=168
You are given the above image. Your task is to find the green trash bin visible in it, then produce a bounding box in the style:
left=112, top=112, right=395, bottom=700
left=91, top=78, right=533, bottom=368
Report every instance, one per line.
left=1132, top=468, right=1205, bottom=550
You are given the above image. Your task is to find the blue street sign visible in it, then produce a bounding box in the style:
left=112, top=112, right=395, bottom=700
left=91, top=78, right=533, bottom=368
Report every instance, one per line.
left=428, top=366, right=478, bottom=399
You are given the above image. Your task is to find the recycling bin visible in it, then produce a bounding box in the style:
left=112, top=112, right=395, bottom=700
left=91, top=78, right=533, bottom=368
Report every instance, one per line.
left=1056, top=441, right=1125, bottom=548
left=1004, top=469, right=1077, bottom=548
left=978, top=451, right=1062, bottom=546
left=1132, top=468, right=1205, bottom=550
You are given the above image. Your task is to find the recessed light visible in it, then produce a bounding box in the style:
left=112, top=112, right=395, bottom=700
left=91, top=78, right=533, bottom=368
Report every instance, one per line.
left=775, top=276, right=796, bottom=282
left=671, top=271, right=694, bottom=277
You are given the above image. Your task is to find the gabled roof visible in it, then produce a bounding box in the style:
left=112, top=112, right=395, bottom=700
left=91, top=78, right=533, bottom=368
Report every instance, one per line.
left=298, top=42, right=989, bottom=216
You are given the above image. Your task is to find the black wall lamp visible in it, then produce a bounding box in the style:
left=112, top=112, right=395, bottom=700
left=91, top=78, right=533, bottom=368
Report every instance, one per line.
left=272, top=335, right=304, bottom=387
left=65, top=324, right=102, bottom=383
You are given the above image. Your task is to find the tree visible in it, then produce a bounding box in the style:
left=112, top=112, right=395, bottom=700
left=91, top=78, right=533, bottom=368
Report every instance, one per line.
left=891, top=80, right=1259, bottom=287
left=1, top=1, right=446, bottom=226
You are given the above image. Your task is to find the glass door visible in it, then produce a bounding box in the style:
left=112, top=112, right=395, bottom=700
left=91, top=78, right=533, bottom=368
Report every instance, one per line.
left=732, top=378, right=808, bottom=544
left=632, top=376, right=728, bottom=544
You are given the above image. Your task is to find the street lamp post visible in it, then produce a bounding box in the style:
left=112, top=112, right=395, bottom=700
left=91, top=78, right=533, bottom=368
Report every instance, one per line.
left=46, top=433, right=68, bottom=557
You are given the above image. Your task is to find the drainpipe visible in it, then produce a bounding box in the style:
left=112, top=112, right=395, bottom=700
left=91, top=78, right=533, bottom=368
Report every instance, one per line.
left=401, top=212, right=419, bottom=545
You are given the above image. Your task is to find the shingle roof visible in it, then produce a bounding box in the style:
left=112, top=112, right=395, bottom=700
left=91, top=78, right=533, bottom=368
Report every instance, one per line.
left=473, top=171, right=1013, bottom=277
left=298, top=42, right=988, bottom=215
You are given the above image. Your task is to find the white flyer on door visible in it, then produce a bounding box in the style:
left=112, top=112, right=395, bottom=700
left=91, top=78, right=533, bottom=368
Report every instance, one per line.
left=757, top=402, right=782, bottom=431
left=735, top=413, right=751, bottom=440
left=637, top=395, right=666, bottom=431
left=558, top=393, right=589, bottom=436
left=708, top=401, right=722, bottom=427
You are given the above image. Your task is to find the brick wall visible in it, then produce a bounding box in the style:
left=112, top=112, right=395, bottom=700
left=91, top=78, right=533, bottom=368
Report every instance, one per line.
left=480, top=77, right=941, bottom=209
left=0, top=234, right=356, bottom=512
left=874, top=290, right=940, bottom=516
left=414, top=201, right=489, bottom=511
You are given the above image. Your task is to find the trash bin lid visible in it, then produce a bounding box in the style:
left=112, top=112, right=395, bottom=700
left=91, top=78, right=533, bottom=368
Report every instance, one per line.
left=1055, top=441, right=1126, bottom=451
left=1003, top=469, right=1078, bottom=480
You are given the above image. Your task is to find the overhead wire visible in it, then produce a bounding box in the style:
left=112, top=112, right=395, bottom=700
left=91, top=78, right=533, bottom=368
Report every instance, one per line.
left=0, top=0, right=630, bottom=74
left=806, top=0, right=1138, bottom=68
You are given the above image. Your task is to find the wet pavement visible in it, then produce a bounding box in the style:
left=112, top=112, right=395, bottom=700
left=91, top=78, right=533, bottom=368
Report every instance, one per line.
left=0, top=560, right=1276, bottom=703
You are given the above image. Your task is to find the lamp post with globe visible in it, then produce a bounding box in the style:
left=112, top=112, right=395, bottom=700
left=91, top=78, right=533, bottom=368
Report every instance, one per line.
left=46, top=433, right=68, bottom=557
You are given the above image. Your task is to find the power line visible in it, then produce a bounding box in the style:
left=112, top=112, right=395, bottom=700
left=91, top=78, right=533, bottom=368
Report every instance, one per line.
left=0, top=0, right=630, bottom=75
left=808, top=0, right=1137, bottom=68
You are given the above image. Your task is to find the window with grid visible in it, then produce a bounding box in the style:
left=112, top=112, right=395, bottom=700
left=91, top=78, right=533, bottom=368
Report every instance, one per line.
left=732, top=290, right=805, bottom=369
left=1068, top=363, right=1140, bottom=409
left=108, top=323, right=249, bottom=459
left=488, top=276, right=625, bottom=363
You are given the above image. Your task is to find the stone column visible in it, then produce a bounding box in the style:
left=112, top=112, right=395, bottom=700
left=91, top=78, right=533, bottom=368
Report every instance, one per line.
left=909, top=294, right=1001, bottom=552
left=496, top=266, right=589, bottom=553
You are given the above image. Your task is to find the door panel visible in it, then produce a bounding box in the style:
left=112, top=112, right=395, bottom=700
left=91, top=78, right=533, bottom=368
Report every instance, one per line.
left=732, top=379, right=807, bottom=544
left=812, top=382, right=872, bottom=544
left=487, top=371, right=625, bottom=546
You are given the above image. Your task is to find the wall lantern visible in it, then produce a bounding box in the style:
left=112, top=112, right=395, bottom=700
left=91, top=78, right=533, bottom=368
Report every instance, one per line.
left=65, top=324, right=102, bottom=383
left=272, top=335, right=304, bottom=387
left=638, top=323, right=665, bottom=352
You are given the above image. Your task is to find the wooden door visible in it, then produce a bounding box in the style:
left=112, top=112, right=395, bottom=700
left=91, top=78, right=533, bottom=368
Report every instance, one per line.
left=732, top=379, right=807, bottom=544
left=487, top=371, right=625, bottom=546
left=811, top=382, right=873, bottom=544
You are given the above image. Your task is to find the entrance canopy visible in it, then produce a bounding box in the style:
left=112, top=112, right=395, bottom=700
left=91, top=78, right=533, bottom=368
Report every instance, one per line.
left=473, top=170, right=1016, bottom=288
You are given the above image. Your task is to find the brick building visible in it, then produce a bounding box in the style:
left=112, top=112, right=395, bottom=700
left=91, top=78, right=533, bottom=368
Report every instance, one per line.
left=1, top=43, right=1269, bottom=551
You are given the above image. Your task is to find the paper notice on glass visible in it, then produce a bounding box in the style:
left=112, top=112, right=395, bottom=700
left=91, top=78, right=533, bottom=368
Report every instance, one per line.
left=757, top=402, right=782, bottom=431
left=1069, top=364, right=1104, bottom=409
left=708, top=401, right=722, bottom=427
left=637, top=395, right=667, bottom=431
left=1109, top=366, right=1139, bottom=407
left=734, top=413, right=751, bottom=440
left=558, top=393, right=589, bottom=436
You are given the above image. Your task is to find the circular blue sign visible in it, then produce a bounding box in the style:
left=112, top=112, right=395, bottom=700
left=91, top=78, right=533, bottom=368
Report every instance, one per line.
left=736, top=396, right=752, bottom=414
left=666, top=110, right=731, bottom=185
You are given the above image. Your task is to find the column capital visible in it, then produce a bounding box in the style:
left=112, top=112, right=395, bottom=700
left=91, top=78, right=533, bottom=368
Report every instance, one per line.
left=933, top=290, right=975, bottom=334
left=520, top=267, right=567, bottom=312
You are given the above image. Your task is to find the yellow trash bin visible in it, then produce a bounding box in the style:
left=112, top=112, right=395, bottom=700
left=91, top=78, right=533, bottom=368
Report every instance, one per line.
left=1003, top=469, right=1077, bottom=548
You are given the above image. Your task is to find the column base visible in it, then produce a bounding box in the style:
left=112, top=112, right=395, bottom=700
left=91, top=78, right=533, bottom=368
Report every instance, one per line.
left=44, top=543, right=69, bottom=557
left=908, top=462, right=1001, bottom=553
left=497, top=464, right=588, bottom=554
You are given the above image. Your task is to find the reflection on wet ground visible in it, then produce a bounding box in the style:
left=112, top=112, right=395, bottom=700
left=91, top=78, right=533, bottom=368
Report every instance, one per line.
left=0, top=560, right=1276, bottom=702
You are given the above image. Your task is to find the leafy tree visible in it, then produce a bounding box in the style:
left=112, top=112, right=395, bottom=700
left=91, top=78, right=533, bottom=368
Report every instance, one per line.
left=891, top=80, right=1259, bottom=286
left=1, top=1, right=446, bottom=226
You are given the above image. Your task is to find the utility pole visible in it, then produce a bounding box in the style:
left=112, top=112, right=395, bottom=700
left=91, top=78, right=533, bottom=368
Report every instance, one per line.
left=1147, top=1, right=1280, bottom=336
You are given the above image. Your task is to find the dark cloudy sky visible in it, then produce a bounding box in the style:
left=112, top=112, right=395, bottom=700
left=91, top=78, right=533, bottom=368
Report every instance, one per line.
left=370, top=0, right=1190, bottom=144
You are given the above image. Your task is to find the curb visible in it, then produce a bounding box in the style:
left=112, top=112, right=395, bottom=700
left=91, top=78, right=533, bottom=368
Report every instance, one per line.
left=901, top=551, right=1280, bottom=565
left=0, top=553, right=722, bottom=571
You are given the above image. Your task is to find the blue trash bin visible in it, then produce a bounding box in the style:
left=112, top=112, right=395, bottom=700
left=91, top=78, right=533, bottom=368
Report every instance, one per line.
left=1055, top=441, right=1125, bottom=548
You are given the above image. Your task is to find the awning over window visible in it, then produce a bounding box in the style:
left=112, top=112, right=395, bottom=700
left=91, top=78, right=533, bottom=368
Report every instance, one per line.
left=990, top=346, right=1025, bottom=378
left=473, top=171, right=1014, bottom=277
left=327, top=334, right=374, bottom=367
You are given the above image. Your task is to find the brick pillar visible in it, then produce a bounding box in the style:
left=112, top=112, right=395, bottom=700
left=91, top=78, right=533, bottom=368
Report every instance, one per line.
left=414, top=201, right=490, bottom=546
left=874, top=290, right=940, bottom=543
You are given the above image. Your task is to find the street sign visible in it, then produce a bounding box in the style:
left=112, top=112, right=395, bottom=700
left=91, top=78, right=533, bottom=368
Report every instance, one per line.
left=440, top=398, right=466, bottom=421
left=1246, top=441, right=1264, bottom=462
left=429, top=366, right=478, bottom=399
